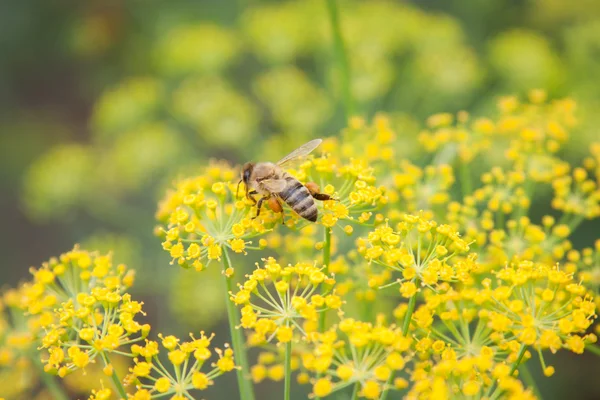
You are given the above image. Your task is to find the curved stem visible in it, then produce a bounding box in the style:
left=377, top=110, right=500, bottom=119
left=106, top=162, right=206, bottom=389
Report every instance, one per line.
left=222, top=247, right=256, bottom=400
left=350, top=381, right=360, bottom=400
left=318, top=227, right=332, bottom=332
left=586, top=343, right=600, bottom=357
left=380, top=281, right=419, bottom=400
left=402, top=285, right=418, bottom=336
left=284, top=340, right=293, bottom=400
left=519, top=363, right=542, bottom=399
left=460, top=161, right=472, bottom=198
left=32, top=355, right=70, bottom=400
left=315, top=228, right=333, bottom=400
left=325, top=0, right=355, bottom=118
left=101, top=352, right=127, bottom=399
left=509, top=344, right=527, bottom=376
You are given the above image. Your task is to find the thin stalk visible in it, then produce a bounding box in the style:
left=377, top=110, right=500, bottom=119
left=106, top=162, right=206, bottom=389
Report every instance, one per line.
left=519, top=364, right=542, bottom=399
left=351, top=382, right=360, bottom=400
left=586, top=343, right=600, bottom=356
left=325, top=0, right=355, bottom=118
left=380, top=281, right=419, bottom=400
left=315, top=228, right=333, bottom=400
left=509, top=344, right=527, bottom=376
left=102, top=352, right=127, bottom=399
left=32, top=356, right=70, bottom=400
left=460, top=161, right=472, bottom=198
left=402, top=285, right=418, bottom=336
left=222, top=247, right=256, bottom=400
left=318, top=227, right=332, bottom=332
left=284, top=340, right=293, bottom=400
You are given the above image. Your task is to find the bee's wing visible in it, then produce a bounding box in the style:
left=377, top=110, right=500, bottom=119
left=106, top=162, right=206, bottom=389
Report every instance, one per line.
left=261, top=178, right=288, bottom=193
left=276, top=139, right=322, bottom=167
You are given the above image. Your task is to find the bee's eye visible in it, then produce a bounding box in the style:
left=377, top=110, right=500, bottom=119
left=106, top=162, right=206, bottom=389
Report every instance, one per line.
left=243, top=169, right=251, bottom=182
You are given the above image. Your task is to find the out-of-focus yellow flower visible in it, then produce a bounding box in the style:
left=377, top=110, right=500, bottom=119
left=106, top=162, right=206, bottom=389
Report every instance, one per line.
left=154, top=24, right=239, bottom=75
left=172, top=77, right=259, bottom=147
left=254, top=67, right=332, bottom=133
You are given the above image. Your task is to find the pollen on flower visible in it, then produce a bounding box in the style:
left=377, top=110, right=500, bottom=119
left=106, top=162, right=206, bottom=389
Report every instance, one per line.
left=231, top=258, right=338, bottom=344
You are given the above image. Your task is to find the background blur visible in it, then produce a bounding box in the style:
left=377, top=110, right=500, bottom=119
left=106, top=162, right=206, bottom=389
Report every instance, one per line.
left=1, top=0, right=600, bottom=398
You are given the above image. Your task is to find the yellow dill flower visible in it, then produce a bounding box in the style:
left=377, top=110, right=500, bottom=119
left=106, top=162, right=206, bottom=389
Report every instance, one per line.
left=572, top=241, right=600, bottom=303
left=248, top=347, right=303, bottom=384
left=484, top=216, right=571, bottom=269
left=392, top=161, right=455, bottom=213
left=7, top=247, right=134, bottom=340
left=271, top=153, right=387, bottom=230
left=304, top=319, right=410, bottom=398
left=232, top=258, right=339, bottom=344
left=41, top=291, right=149, bottom=376
left=336, top=114, right=400, bottom=163
left=406, top=358, right=537, bottom=400
left=156, top=162, right=278, bottom=269
left=129, top=332, right=235, bottom=398
left=0, top=296, right=40, bottom=398
left=475, top=167, right=530, bottom=216
left=418, top=111, right=491, bottom=163
left=489, top=260, right=596, bottom=356
left=552, top=166, right=600, bottom=219
left=361, top=214, right=475, bottom=293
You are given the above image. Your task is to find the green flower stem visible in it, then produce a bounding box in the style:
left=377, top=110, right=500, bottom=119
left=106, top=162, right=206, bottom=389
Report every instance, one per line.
left=460, top=161, right=472, bottom=198
left=284, top=340, right=293, bottom=400
left=32, top=355, right=70, bottom=400
left=222, top=247, right=256, bottom=400
left=380, top=281, right=419, bottom=400
left=318, top=227, right=332, bottom=332
left=586, top=343, right=600, bottom=356
left=519, top=363, right=542, bottom=399
left=323, top=227, right=332, bottom=273
left=509, top=344, right=527, bottom=376
left=315, top=227, right=333, bottom=400
left=351, top=382, right=360, bottom=400
left=325, top=0, right=355, bottom=118
left=402, top=285, right=418, bottom=336
left=101, top=352, right=127, bottom=399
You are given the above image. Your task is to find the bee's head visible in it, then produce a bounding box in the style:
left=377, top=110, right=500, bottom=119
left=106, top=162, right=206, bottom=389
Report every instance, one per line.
left=241, top=162, right=255, bottom=187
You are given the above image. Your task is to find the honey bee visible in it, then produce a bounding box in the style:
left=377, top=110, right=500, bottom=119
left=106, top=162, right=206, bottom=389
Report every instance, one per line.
left=239, top=139, right=334, bottom=222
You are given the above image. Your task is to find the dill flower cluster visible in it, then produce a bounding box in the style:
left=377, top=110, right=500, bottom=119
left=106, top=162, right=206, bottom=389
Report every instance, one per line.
left=156, top=162, right=279, bottom=270
left=127, top=332, right=236, bottom=399
left=360, top=213, right=474, bottom=296
left=304, top=318, right=411, bottom=399
left=1, top=247, right=238, bottom=400
left=9, top=84, right=600, bottom=400
left=280, top=153, right=388, bottom=230
left=40, top=291, right=150, bottom=377
left=232, top=257, right=341, bottom=345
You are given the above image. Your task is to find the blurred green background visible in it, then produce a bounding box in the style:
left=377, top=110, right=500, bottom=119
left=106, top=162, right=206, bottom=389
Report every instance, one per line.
left=1, top=0, right=600, bottom=398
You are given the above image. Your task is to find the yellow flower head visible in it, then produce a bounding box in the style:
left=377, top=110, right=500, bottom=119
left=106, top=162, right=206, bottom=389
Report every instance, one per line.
left=233, top=258, right=339, bottom=344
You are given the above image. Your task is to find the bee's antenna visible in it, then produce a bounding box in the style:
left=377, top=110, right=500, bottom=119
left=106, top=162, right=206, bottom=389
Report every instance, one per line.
left=236, top=179, right=242, bottom=199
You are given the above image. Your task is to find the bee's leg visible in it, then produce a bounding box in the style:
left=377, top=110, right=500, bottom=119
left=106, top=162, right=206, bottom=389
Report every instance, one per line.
left=246, top=190, right=258, bottom=205
left=311, top=192, right=335, bottom=201
left=236, top=179, right=242, bottom=199
left=274, top=196, right=285, bottom=224
left=253, top=196, right=268, bottom=219
left=306, top=182, right=337, bottom=201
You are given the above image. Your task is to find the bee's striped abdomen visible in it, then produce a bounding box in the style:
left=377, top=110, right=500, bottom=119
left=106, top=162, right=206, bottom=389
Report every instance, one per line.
left=278, top=175, right=318, bottom=222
